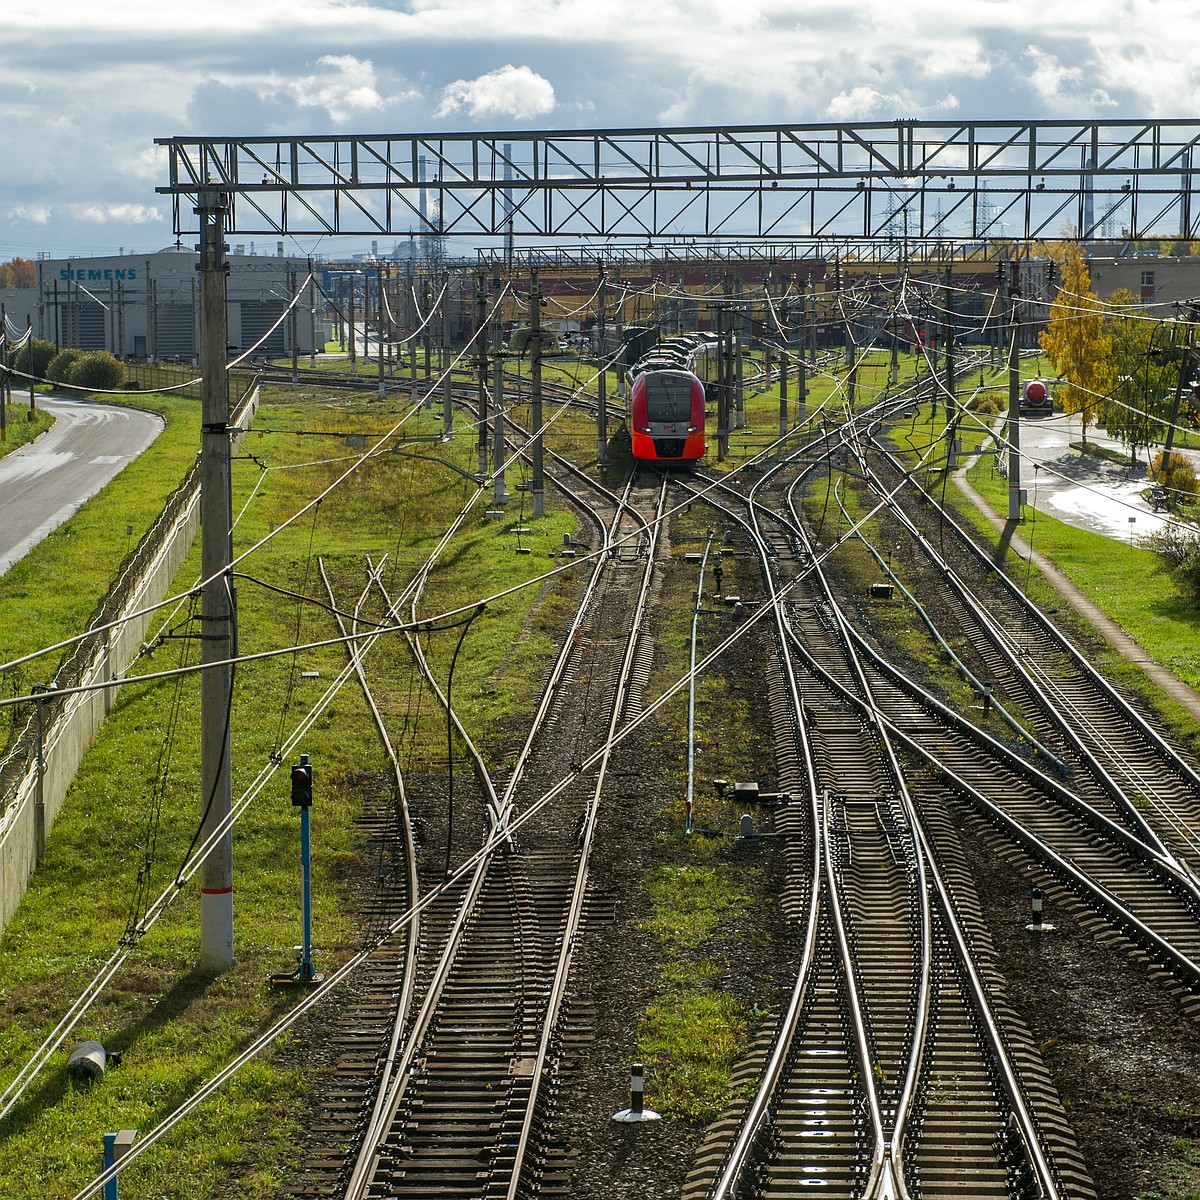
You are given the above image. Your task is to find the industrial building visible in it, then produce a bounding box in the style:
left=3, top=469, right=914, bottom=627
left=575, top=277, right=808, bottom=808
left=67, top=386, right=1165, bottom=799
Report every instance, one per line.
left=1, top=247, right=322, bottom=360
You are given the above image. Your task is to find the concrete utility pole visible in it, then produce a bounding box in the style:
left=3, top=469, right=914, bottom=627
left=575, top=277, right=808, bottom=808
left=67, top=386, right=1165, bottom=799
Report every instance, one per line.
left=796, top=279, right=807, bottom=428
left=196, top=188, right=235, bottom=972
left=1, top=302, right=8, bottom=442
left=308, top=265, right=317, bottom=369
left=596, top=261, right=608, bottom=462
left=476, top=273, right=488, bottom=476
left=423, top=276, right=433, bottom=386
left=944, top=265, right=957, bottom=469
left=613, top=267, right=625, bottom=400
left=289, top=267, right=299, bottom=389
left=377, top=261, right=386, bottom=401
left=777, top=282, right=789, bottom=445
left=529, top=270, right=546, bottom=517
left=441, top=275, right=453, bottom=440
left=732, top=276, right=745, bottom=430
left=715, top=296, right=729, bottom=462
left=1162, top=307, right=1197, bottom=469
left=1005, top=263, right=1023, bottom=522
left=491, top=271, right=507, bottom=503
left=347, top=276, right=357, bottom=373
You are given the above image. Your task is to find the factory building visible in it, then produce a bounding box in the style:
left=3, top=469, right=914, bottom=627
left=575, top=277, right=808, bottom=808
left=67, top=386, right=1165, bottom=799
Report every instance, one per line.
left=3, top=248, right=322, bottom=360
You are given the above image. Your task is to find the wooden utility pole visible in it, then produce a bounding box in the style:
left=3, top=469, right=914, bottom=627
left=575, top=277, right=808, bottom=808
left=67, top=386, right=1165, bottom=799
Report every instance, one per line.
left=196, top=188, right=235, bottom=972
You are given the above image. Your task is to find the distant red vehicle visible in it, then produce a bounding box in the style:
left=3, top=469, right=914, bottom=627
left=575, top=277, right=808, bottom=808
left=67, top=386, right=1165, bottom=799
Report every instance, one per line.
left=1022, top=378, right=1052, bottom=416
left=627, top=334, right=714, bottom=464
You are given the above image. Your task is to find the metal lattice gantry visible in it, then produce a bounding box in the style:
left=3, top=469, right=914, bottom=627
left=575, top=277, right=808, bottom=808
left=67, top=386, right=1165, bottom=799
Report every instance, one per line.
left=156, top=119, right=1200, bottom=243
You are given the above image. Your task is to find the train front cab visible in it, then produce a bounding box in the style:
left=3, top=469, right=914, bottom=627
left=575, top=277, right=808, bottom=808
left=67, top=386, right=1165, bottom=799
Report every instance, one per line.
left=629, top=369, right=706, bottom=463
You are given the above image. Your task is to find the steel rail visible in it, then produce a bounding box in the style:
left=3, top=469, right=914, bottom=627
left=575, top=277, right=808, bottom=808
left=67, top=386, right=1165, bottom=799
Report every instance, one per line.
left=344, top=463, right=648, bottom=1197
left=501, top=475, right=670, bottom=1199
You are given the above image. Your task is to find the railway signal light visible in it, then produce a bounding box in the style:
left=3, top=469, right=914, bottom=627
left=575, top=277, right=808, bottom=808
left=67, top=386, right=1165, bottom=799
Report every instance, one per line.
left=291, top=756, right=313, bottom=807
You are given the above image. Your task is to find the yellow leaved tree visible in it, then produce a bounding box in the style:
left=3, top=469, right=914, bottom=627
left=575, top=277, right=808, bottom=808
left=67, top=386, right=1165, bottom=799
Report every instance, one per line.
left=1038, top=243, right=1113, bottom=445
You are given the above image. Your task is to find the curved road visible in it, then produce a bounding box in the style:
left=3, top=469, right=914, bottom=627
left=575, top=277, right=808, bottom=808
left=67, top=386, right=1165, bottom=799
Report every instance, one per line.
left=0, top=396, right=165, bottom=576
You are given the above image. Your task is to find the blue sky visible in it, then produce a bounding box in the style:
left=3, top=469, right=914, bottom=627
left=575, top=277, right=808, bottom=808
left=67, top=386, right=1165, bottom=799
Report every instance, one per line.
left=0, top=0, right=1191, bottom=260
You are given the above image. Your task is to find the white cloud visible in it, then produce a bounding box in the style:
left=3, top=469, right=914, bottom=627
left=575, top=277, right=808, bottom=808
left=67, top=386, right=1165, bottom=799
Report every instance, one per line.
left=12, top=205, right=51, bottom=224
left=285, top=54, right=418, bottom=124
left=436, top=65, right=556, bottom=120
left=69, top=203, right=164, bottom=225
left=825, top=87, right=907, bottom=121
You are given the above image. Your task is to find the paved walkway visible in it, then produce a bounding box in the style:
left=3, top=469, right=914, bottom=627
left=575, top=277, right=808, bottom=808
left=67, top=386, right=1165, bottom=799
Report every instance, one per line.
left=954, top=439, right=1200, bottom=726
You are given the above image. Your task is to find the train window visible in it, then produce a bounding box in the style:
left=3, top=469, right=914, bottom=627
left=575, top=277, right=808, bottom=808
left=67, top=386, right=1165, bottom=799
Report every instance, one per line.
left=644, top=371, right=695, bottom=421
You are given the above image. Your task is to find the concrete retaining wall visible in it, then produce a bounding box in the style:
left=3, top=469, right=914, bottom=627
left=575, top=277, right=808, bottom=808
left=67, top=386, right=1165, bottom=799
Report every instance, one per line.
left=0, top=386, right=259, bottom=934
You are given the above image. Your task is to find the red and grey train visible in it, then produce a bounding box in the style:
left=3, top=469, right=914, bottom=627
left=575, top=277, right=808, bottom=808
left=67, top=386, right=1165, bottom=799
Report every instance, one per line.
left=626, top=333, right=717, bottom=464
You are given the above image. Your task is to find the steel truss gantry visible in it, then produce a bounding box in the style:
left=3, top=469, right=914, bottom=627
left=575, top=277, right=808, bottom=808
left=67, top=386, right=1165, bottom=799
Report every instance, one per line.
left=157, top=119, right=1200, bottom=243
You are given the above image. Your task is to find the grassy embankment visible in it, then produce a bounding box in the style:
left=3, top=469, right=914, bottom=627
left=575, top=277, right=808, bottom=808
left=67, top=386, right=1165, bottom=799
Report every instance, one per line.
left=887, top=379, right=1200, bottom=746
left=0, top=404, right=54, bottom=459
left=0, top=385, right=581, bottom=1197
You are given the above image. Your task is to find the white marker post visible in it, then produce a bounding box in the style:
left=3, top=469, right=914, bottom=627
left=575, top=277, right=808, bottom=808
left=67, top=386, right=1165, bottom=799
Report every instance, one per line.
left=613, top=1063, right=660, bottom=1122
left=1026, top=885, right=1055, bottom=932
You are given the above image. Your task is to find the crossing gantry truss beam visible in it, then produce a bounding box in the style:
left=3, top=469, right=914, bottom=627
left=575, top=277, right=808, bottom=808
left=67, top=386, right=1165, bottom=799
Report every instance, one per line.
left=157, top=119, right=1200, bottom=243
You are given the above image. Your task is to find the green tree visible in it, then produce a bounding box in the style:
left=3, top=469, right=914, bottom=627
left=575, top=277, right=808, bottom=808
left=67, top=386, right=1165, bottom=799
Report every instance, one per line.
left=1038, top=243, right=1112, bottom=444
left=11, top=336, right=56, bottom=380
left=1103, top=289, right=1177, bottom=463
left=68, top=351, right=125, bottom=392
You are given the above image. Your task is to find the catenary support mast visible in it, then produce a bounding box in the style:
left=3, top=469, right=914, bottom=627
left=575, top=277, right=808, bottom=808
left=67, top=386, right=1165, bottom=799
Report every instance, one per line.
left=197, top=189, right=235, bottom=972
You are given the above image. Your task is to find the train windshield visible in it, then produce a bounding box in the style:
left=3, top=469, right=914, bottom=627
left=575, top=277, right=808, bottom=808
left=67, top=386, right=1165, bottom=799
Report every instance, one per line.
left=643, top=372, right=695, bottom=422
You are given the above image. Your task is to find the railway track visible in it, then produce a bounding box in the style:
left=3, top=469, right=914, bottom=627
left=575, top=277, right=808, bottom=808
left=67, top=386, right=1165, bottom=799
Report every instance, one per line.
left=672, top=420, right=1100, bottom=1197
left=283, top=451, right=675, bottom=1197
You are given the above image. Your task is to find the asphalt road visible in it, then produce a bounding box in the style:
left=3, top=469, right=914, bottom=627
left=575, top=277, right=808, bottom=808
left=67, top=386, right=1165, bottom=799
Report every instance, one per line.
left=1000, top=411, right=1183, bottom=543
left=0, top=396, right=165, bottom=576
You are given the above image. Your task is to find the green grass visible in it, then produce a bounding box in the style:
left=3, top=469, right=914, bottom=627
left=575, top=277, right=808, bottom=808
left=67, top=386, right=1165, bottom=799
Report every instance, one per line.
left=1141, top=1138, right=1200, bottom=1198
left=962, top=452, right=1200, bottom=699
left=638, top=860, right=754, bottom=1121
left=0, top=382, right=592, bottom=1196
left=0, top=403, right=53, bottom=457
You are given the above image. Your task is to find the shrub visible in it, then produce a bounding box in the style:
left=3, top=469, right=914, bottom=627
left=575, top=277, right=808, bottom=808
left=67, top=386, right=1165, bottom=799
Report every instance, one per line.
left=11, top=337, right=56, bottom=380
left=1151, top=450, right=1198, bottom=506
left=68, top=351, right=125, bottom=392
left=970, top=393, right=1004, bottom=416
left=1144, top=522, right=1200, bottom=604
left=45, top=348, right=83, bottom=385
